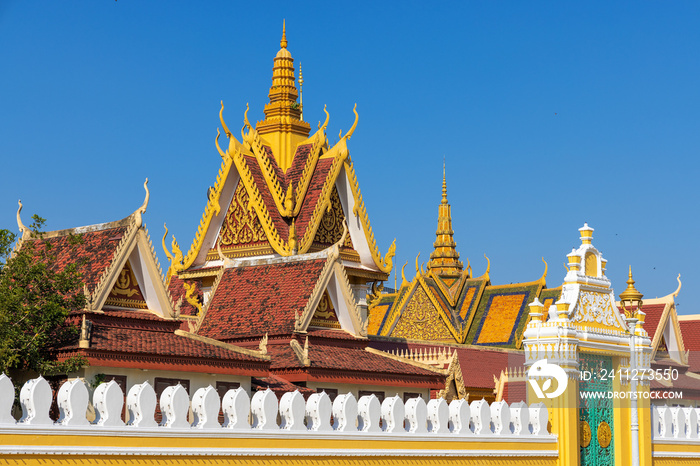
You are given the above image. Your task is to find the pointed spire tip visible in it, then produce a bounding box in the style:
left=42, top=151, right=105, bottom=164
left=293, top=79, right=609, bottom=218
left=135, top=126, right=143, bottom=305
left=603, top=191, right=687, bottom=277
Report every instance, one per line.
left=281, top=19, right=288, bottom=49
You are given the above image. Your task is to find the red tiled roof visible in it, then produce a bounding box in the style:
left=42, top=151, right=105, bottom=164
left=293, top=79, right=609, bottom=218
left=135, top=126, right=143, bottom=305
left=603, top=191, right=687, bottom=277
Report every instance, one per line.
left=285, top=144, right=314, bottom=189
left=630, top=303, right=666, bottom=341
left=252, top=373, right=316, bottom=399
left=24, top=225, right=128, bottom=294
left=294, top=158, right=334, bottom=237
left=680, top=320, right=700, bottom=372
left=502, top=380, right=527, bottom=404
left=268, top=342, right=442, bottom=377
left=198, top=259, right=327, bottom=340
left=680, top=320, right=700, bottom=351
left=455, top=347, right=525, bottom=390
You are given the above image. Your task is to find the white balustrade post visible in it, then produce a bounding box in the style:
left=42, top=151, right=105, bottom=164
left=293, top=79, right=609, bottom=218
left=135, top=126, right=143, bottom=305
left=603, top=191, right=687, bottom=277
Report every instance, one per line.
left=357, top=394, right=381, bottom=433
left=490, top=400, right=511, bottom=435
left=251, top=389, right=278, bottom=430
left=470, top=399, right=491, bottom=435
left=381, top=395, right=405, bottom=433
left=529, top=402, right=549, bottom=436
left=332, top=393, right=358, bottom=432
left=57, top=379, right=89, bottom=426
left=126, top=382, right=157, bottom=428
left=0, top=374, right=16, bottom=425
left=192, top=385, right=221, bottom=429
left=684, top=407, right=699, bottom=439
left=404, top=397, right=427, bottom=433
left=510, top=401, right=530, bottom=436
left=279, top=390, right=305, bottom=431
left=427, top=398, right=449, bottom=434
left=160, top=384, right=190, bottom=428
left=306, top=391, right=332, bottom=432
left=93, top=380, right=125, bottom=427
left=448, top=399, right=471, bottom=435
left=19, top=377, right=52, bottom=426
left=222, top=387, right=250, bottom=430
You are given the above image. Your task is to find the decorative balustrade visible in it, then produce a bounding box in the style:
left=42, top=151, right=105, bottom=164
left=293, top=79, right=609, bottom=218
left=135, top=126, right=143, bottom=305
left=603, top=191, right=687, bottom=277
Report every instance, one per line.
left=653, top=405, right=700, bottom=440
left=0, top=374, right=551, bottom=438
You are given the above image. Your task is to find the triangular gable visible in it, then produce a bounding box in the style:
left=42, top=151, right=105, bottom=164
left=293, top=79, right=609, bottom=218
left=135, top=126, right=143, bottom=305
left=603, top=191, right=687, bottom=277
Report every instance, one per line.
left=309, top=186, right=355, bottom=252
left=171, top=106, right=395, bottom=276
left=209, top=180, right=273, bottom=260
left=19, top=182, right=174, bottom=319
left=639, top=292, right=687, bottom=365
left=92, top=227, right=175, bottom=319
left=309, top=290, right=341, bottom=329
left=390, top=285, right=455, bottom=341
left=294, top=253, right=365, bottom=337
left=379, top=276, right=462, bottom=343
left=105, top=260, right=147, bottom=310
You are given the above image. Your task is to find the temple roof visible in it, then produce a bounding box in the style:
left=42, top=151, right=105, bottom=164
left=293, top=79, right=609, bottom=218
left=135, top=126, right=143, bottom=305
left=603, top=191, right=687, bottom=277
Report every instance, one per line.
left=197, top=258, right=327, bottom=340
left=163, top=26, right=394, bottom=278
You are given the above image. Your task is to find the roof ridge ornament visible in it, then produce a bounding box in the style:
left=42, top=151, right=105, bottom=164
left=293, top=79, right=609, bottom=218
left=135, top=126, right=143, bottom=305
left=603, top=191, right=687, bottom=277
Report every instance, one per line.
left=132, top=179, right=149, bottom=228
left=16, top=200, right=30, bottom=240
left=672, top=273, right=682, bottom=298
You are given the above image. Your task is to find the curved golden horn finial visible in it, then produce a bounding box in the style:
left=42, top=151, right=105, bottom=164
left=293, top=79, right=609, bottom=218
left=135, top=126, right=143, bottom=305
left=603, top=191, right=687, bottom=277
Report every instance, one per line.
left=16, top=200, right=29, bottom=239
left=215, top=128, right=227, bottom=159
left=337, top=219, right=349, bottom=249
left=133, top=179, right=149, bottom=227
left=540, top=257, right=548, bottom=284
left=484, top=254, right=491, bottom=275
left=564, top=262, right=570, bottom=273
left=220, top=101, right=232, bottom=138
left=281, top=19, right=288, bottom=49
left=344, top=104, right=359, bottom=140
left=415, top=252, right=421, bottom=274
left=242, top=103, right=251, bottom=132
left=401, top=260, right=408, bottom=285
left=673, top=273, right=682, bottom=298
left=162, top=223, right=173, bottom=263
left=320, top=104, right=330, bottom=132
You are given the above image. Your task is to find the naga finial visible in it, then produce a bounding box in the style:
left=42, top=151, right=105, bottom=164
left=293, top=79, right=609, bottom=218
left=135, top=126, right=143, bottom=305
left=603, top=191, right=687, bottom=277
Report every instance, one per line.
left=401, top=260, right=408, bottom=285
left=673, top=273, right=682, bottom=298
left=344, top=104, right=359, bottom=140
left=220, top=101, right=232, bottom=138
left=540, top=257, right=548, bottom=285
left=162, top=223, right=173, bottom=263
left=133, top=179, right=149, bottom=227
left=320, top=104, right=329, bottom=132
left=484, top=254, right=491, bottom=275
left=243, top=102, right=251, bottom=133
left=415, top=252, right=421, bottom=274
left=16, top=200, right=29, bottom=239
left=215, top=128, right=227, bottom=159
left=288, top=219, right=297, bottom=254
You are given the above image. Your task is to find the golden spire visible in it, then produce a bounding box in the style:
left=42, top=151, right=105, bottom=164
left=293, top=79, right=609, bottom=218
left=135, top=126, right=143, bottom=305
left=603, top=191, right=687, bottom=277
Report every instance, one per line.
left=619, top=265, right=643, bottom=306
left=427, top=163, right=463, bottom=278
left=281, top=19, right=287, bottom=49
left=256, top=21, right=311, bottom=171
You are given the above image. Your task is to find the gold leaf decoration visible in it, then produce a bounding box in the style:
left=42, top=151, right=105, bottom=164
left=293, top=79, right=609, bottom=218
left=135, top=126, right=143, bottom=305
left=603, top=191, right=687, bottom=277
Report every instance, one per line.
left=314, top=187, right=353, bottom=247
left=218, top=182, right=266, bottom=247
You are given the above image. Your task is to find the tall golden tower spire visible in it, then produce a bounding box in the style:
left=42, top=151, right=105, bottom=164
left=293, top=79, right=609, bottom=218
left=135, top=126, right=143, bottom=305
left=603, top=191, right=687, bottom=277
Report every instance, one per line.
left=256, top=20, right=311, bottom=171
left=428, top=163, right=463, bottom=278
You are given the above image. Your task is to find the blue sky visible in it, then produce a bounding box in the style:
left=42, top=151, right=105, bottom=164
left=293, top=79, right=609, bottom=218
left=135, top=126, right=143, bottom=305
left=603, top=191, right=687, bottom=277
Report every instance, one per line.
left=1, top=2, right=698, bottom=311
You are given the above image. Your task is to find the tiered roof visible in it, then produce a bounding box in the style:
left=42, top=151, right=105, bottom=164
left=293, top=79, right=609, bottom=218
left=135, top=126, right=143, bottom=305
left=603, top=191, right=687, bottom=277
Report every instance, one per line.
left=16, top=182, right=271, bottom=377
left=368, top=174, right=553, bottom=348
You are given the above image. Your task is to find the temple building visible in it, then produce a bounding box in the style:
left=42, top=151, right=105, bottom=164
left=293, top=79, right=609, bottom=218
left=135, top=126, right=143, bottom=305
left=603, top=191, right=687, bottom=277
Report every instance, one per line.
left=367, top=169, right=560, bottom=349
left=161, top=24, right=444, bottom=401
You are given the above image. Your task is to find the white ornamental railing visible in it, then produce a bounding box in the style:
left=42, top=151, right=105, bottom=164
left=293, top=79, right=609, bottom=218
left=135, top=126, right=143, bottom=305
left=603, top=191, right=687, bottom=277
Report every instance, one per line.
left=0, top=374, right=551, bottom=437
left=652, top=405, right=700, bottom=440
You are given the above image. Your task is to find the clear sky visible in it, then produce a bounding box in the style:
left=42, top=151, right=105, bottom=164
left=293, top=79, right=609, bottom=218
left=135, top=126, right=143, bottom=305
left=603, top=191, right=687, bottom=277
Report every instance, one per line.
left=1, top=1, right=698, bottom=311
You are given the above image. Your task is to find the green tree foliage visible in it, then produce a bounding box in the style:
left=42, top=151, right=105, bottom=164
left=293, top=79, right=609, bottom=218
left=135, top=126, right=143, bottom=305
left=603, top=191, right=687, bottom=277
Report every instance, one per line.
left=0, top=215, right=87, bottom=375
